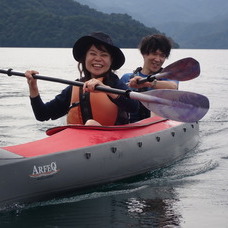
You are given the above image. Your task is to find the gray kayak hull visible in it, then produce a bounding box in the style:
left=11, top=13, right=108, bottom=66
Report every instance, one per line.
left=0, top=118, right=199, bottom=209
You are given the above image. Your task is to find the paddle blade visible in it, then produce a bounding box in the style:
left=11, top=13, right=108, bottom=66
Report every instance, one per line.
left=137, top=57, right=201, bottom=84
left=135, top=89, right=209, bottom=122
left=159, top=57, right=200, bottom=81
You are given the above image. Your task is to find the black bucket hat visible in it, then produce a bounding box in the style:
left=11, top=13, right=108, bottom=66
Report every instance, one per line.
left=72, top=32, right=125, bottom=70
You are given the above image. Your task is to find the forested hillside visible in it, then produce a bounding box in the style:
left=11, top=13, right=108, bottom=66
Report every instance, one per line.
left=76, top=0, right=228, bottom=49
left=0, top=0, right=178, bottom=48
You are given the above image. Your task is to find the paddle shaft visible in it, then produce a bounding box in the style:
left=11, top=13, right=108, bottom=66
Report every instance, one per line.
left=0, top=68, right=209, bottom=122
left=138, top=72, right=169, bottom=84
left=0, top=69, right=175, bottom=114
left=0, top=69, right=179, bottom=105
left=0, top=69, right=128, bottom=96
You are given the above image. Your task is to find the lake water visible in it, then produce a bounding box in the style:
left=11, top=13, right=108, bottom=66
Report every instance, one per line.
left=0, top=48, right=228, bottom=227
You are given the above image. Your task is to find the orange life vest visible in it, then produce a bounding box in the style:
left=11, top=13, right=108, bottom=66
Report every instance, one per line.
left=67, top=86, right=118, bottom=126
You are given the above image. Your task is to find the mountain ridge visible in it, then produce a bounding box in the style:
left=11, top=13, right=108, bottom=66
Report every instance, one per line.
left=75, top=0, right=228, bottom=49
left=0, top=0, right=179, bottom=48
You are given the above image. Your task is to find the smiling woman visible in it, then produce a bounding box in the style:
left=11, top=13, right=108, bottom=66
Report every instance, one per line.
left=24, top=32, right=139, bottom=126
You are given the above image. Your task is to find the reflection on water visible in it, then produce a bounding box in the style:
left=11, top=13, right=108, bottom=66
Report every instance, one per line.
left=0, top=178, right=182, bottom=227
left=125, top=189, right=181, bottom=227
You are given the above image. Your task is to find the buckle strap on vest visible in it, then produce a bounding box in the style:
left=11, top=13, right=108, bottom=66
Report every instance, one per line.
left=79, top=87, right=93, bottom=124
left=69, top=101, right=80, bottom=110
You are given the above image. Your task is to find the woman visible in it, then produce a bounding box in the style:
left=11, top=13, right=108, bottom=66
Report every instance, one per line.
left=25, top=32, right=139, bottom=125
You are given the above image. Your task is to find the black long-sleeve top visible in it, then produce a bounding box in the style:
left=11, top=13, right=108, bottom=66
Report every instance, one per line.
left=30, top=73, right=139, bottom=125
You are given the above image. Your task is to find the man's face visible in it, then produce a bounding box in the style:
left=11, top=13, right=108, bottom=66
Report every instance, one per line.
left=143, top=49, right=167, bottom=74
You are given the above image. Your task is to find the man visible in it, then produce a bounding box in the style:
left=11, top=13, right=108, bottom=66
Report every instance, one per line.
left=121, top=34, right=178, bottom=122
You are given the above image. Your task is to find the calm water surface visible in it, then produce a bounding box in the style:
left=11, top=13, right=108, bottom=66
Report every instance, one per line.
left=0, top=48, right=228, bottom=227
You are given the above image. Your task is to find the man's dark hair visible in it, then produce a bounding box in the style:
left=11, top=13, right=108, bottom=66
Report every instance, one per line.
left=139, top=34, right=172, bottom=57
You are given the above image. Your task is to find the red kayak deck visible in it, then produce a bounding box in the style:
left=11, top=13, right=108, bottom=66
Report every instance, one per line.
left=2, top=117, right=181, bottom=158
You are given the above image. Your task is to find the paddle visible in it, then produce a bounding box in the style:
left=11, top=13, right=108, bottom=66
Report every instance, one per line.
left=0, top=68, right=209, bottom=122
left=137, top=57, right=200, bottom=84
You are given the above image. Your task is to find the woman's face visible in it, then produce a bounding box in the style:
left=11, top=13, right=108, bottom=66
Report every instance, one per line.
left=85, top=45, right=112, bottom=77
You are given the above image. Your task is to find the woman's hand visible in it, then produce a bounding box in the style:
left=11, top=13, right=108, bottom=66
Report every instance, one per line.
left=83, top=78, right=103, bottom=92
left=83, top=78, right=119, bottom=99
left=25, top=70, right=39, bottom=98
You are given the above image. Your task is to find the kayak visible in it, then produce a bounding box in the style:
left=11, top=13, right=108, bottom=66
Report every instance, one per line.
left=0, top=116, right=199, bottom=209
